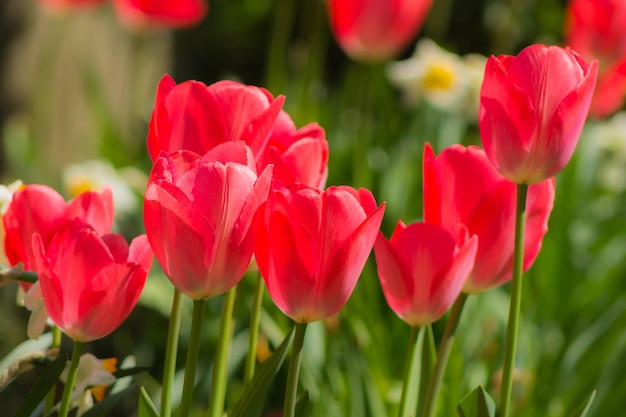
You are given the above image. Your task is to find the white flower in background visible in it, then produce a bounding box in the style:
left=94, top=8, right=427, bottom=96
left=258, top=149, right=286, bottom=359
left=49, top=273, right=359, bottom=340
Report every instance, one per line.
left=59, top=353, right=117, bottom=415
left=386, top=38, right=487, bottom=119
left=584, top=112, right=626, bottom=192
left=63, top=159, right=145, bottom=214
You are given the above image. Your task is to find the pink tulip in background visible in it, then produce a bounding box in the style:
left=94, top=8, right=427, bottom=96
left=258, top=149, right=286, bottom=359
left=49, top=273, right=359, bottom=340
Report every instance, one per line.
left=423, top=143, right=555, bottom=293
left=374, top=221, right=477, bottom=327
left=327, top=0, right=433, bottom=62
left=147, top=74, right=284, bottom=163
left=144, top=142, right=272, bottom=300
left=565, top=0, right=626, bottom=118
left=3, top=185, right=114, bottom=280
left=479, top=44, right=597, bottom=184
left=255, top=185, right=385, bottom=323
left=113, top=0, right=208, bottom=29
left=33, top=218, right=153, bottom=342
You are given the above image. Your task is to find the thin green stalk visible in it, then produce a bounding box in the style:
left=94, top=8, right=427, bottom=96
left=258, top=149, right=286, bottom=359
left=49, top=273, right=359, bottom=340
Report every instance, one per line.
left=207, top=287, right=237, bottom=417
left=44, top=326, right=62, bottom=415
left=398, top=326, right=421, bottom=417
left=498, top=184, right=528, bottom=417
left=284, top=322, right=308, bottom=417
left=417, top=325, right=436, bottom=417
left=161, top=289, right=183, bottom=417
left=264, top=0, right=296, bottom=94
left=420, top=293, right=469, bottom=417
left=179, top=299, right=206, bottom=417
left=58, top=341, right=84, bottom=417
left=244, top=274, right=264, bottom=384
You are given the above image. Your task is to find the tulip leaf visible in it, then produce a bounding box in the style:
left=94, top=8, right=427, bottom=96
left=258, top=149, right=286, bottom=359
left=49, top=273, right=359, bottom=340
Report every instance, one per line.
left=139, top=386, right=160, bottom=417
left=457, top=385, right=496, bottom=417
left=569, top=390, right=596, bottom=417
left=230, top=327, right=295, bottom=417
left=13, top=354, right=67, bottom=417
left=82, top=387, right=135, bottom=417
left=114, top=366, right=151, bottom=379
left=296, top=390, right=312, bottom=417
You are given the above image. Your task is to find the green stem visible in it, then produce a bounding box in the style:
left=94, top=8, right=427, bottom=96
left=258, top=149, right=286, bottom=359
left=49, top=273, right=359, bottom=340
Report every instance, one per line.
left=417, top=325, right=436, bottom=417
left=420, top=293, right=469, bottom=417
left=244, top=274, right=264, bottom=384
left=179, top=299, right=206, bottom=417
left=207, top=287, right=237, bottom=417
left=398, top=326, right=421, bottom=417
left=58, top=341, right=84, bottom=417
left=498, top=183, right=528, bottom=417
left=264, top=0, right=296, bottom=94
left=161, top=289, right=183, bottom=417
left=44, top=326, right=62, bottom=415
left=284, top=322, right=308, bottom=417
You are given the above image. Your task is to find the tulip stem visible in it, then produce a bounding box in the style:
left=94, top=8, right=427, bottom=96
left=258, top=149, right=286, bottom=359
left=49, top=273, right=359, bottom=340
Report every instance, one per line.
left=161, top=288, right=183, bottom=417
left=179, top=299, right=206, bottom=417
left=207, top=286, right=237, bottom=417
left=498, top=183, right=528, bottom=417
left=284, top=322, right=308, bottom=417
left=264, top=0, right=295, bottom=93
left=244, top=273, right=264, bottom=384
left=420, top=293, right=469, bottom=417
left=44, top=326, right=62, bottom=415
left=58, top=340, right=84, bottom=417
left=398, top=326, right=421, bottom=417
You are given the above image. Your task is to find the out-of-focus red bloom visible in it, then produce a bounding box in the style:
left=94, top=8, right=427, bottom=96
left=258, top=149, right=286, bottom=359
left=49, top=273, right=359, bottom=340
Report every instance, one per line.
left=479, top=44, right=597, bottom=184
left=37, top=0, right=105, bottom=11
left=147, top=74, right=284, bottom=162
left=327, top=0, right=432, bottom=62
left=565, top=0, right=626, bottom=117
left=258, top=111, right=329, bottom=190
left=144, top=142, right=272, bottom=300
left=33, top=218, right=153, bottom=342
left=374, top=221, right=477, bottom=327
left=255, top=185, right=385, bottom=323
left=3, top=185, right=114, bottom=278
left=113, top=0, right=208, bottom=29
left=423, top=143, right=555, bottom=293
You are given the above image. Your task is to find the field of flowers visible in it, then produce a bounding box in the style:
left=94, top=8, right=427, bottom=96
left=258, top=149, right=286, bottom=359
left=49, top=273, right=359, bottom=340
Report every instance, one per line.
left=1, top=1, right=625, bottom=417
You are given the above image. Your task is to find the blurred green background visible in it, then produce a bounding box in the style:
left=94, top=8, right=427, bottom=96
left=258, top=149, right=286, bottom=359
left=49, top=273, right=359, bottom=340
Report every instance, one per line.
left=2, top=0, right=625, bottom=416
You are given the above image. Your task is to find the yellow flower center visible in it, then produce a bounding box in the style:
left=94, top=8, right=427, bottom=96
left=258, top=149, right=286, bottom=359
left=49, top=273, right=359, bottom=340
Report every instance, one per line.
left=421, top=64, right=455, bottom=91
left=67, top=178, right=98, bottom=197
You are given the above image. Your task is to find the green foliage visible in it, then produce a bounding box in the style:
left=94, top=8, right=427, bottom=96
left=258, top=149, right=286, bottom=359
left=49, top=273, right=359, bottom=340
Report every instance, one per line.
left=456, top=386, right=496, bottom=417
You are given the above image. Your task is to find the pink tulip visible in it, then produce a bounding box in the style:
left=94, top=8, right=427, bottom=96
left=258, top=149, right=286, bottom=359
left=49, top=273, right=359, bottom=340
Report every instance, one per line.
left=258, top=110, right=329, bottom=190
left=423, top=143, right=555, bottom=293
left=144, top=141, right=272, bottom=300
left=327, top=0, right=432, bottom=62
left=3, top=185, right=114, bottom=276
left=113, top=0, right=208, bottom=29
left=479, top=44, right=597, bottom=184
left=565, top=0, right=626, bottom=118
left=33, top=218, right=153, bottom=342
left=374, top=221, right=477, bottom=327
left=255, top=185, right=385, bottom=323
left=147, top=74, right=284, bottom=162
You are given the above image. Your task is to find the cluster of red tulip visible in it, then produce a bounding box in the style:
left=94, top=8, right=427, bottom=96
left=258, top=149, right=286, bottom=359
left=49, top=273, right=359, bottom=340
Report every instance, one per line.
left=1, top=0, right=607, bottom=416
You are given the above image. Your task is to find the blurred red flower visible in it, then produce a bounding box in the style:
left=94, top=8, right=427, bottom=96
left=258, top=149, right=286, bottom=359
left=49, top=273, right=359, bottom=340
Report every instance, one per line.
left=327, top=0, right=432, bottom=62
left=113, top=0, right=208, bottom=29
left=479, top=44, right=597, bottom=184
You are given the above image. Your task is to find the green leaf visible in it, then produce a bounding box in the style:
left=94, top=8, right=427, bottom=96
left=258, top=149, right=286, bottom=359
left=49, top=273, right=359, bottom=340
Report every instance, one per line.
left=114, top=366, right=151, bottom=379
left=81, top=387, right=135, bottom=417
left=139, top=386, right=160, bottom=417
left=295, top=390, right=312, bottom=417
left=13, top=354, right=67, bottom=417
left=569, top=390, right=596, bottom=417
left=230, top=327, right=295, bottom=417
left=0, top=333, right=53, bottom=385
left=457, top=385, right=496, bottom=417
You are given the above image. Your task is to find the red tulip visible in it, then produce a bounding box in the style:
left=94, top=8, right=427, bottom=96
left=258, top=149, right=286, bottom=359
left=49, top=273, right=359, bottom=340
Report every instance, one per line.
left=33, top=218, right=153, bottom=342
left=147, top=74, right=284, bottom=162
left=479, top=44, right=597, bottom=184
left=565, top=0, right=626, bottom=117
left=423, top=143, right=555, bottom=293
left=327, top=0, right=432, bottom=62
left=255, top=185, right=385, bottom=323
left=258, top=111, right=329, bottom=190
left=144, top=141, right=272, bottom=300
left=3, top=185, right=114, bottom=276
left=374, top=221, right=477, bottom=327
left=113, top=0, right=208, bottom=29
